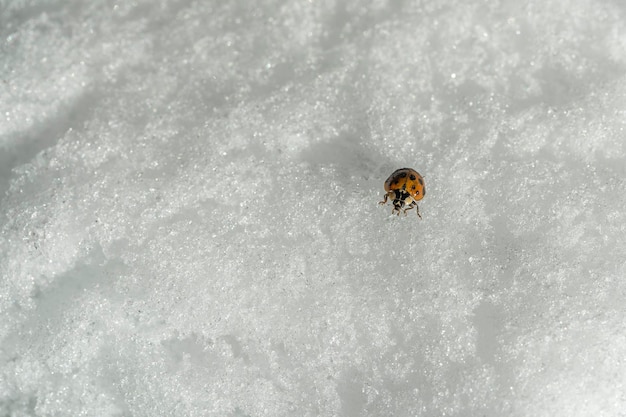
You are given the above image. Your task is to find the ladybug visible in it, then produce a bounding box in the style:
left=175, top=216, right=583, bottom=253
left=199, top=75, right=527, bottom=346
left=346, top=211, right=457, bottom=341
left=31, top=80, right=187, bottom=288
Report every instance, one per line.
left=379, top=168, right=425, bottom=218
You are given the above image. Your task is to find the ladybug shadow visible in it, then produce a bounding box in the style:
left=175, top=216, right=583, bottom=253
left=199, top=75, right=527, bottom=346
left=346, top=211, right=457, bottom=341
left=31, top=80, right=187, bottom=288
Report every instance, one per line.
left=298, top=132, right=397, bottom=186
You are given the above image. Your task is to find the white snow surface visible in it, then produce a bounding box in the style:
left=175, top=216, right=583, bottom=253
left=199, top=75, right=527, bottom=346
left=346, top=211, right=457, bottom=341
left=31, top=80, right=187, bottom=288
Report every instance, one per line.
left=2, top=1, right=626, bottom=416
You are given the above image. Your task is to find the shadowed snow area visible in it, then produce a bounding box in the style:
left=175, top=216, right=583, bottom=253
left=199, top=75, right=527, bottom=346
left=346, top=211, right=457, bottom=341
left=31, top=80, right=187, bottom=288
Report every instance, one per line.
left=2, top=1, right=626, bottom=416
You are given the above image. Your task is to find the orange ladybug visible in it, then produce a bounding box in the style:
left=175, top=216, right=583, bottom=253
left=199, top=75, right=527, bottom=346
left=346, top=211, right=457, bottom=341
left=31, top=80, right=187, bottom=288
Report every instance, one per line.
left=379, top=168, right=425, bottom=218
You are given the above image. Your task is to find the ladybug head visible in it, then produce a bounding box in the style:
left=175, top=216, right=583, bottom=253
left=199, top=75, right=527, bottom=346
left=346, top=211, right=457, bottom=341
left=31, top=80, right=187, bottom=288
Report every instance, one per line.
left=392, top=190, right=412, bottom=210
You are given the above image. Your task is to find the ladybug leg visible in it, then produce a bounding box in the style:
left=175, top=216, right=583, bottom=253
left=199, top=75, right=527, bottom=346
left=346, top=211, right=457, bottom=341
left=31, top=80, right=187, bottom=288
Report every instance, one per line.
left=415, top=204, right=422, bottom=219
left=392, top=198, right=405, bottom=215
left=403, top=201, right=422, bottom=219
left=379, top=193, right=389, bottom=205
left=403, top=202, right=415, bottom=216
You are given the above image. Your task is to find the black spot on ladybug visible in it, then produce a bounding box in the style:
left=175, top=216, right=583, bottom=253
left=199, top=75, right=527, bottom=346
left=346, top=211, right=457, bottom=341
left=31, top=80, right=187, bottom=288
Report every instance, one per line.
left=392, top=179, right=399, bottom=185
left=418, top=178, right=424, bottom=186
left=415, top=190, right=420, bottom=195
left=411, top=185, right=416, bottom=190
left=409, top=174, right=416, bottom=180
left=398, top=172, right=407, bottom=178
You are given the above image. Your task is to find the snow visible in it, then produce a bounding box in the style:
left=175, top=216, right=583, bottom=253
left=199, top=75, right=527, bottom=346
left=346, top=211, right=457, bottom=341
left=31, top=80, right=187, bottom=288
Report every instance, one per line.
left=1, top=1, right=626, bottom=416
